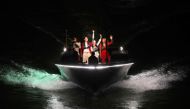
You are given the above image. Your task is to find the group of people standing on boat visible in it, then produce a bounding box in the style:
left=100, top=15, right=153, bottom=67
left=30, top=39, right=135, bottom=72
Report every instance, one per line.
left=71, top=33, right=113, bottom=64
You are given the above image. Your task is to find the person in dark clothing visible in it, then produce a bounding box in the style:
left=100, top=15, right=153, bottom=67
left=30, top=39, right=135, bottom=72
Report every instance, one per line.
left=72, top=50, right=79, bottom=63
left=72, top=37, right=81, bottom=62
left=88, top=52, right=98, bottom=65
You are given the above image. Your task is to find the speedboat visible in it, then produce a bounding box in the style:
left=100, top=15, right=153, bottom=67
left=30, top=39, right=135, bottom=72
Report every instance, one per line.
left=55, top=62, right=134, bottom=92
left=56, top=45, right=133, bottom=92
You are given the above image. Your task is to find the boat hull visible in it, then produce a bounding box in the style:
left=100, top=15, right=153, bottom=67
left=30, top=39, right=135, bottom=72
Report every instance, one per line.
left=55, top=63, right=133, bottom=92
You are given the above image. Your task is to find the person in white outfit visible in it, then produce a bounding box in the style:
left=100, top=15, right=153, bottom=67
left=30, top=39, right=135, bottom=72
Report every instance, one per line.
left=81, top=36, right=92, bottom=64
left=91, top=34, right=102, bottom=61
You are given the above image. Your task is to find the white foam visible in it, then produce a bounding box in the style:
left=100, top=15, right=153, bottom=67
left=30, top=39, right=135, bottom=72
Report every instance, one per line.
left=0, top=65, right=76, bottom=90
left=112, top=67, right=185, bottom=92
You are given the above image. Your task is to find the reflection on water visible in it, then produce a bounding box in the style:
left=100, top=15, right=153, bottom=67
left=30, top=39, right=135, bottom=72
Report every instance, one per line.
left=43, top=88, right=145, bottom=109
left=127, top=101, right=139, bottom=109
left=46, top=95, right=65, bottom=109
left=114, top=91, right=143, bottom=109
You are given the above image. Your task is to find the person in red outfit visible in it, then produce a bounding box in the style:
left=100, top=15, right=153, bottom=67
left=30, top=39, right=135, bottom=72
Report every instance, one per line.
left=99, top=35, right=113, bottom=64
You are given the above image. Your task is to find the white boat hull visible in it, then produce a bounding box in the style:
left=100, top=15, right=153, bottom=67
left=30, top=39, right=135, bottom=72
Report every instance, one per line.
left=55, top=63, right=134, bottom=92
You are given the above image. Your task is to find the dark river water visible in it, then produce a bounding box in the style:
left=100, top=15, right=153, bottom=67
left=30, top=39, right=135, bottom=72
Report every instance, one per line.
left=0, top=60, right=190, bottom=109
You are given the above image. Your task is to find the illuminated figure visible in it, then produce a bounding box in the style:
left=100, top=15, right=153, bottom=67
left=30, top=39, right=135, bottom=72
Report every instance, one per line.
left=99, top=35, right=113, bottom=64
left=81, top=36, right=92, bottom=64
left=91, top=34, right=102, bottom=61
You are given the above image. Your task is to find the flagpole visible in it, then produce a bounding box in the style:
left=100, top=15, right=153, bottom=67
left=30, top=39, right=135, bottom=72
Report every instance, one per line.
left=92, top=30, right=95, bottom=41
left=65, top=29, right=68, bottom=48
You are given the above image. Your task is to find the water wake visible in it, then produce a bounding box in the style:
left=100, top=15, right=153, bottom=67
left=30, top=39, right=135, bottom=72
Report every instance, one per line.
left=112, top=65, right=186, bottom=92
left=0, top=64, right=76, bottom=90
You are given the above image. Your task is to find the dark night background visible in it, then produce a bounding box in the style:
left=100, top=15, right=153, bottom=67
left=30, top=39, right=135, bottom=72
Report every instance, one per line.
left=0, top=0, right=190, bottom=65
left=1, top=1, right=190, bottom=109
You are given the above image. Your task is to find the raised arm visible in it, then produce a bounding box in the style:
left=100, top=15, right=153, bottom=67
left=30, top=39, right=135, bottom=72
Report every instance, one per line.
left=107, top=35, right=113, bottom=46
left=96, top=34, right=102, bottom=46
